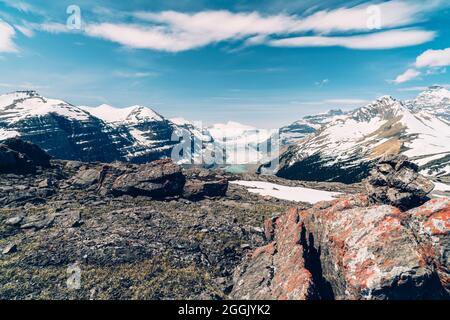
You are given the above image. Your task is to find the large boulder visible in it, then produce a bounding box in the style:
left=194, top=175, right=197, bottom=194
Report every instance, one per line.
left=183, top=168, right=228, bottom=200
left=111, top=159, right=185, bottom=198
left=364, top=154, right=434, bottom=210
left=407, top=199, right=450, bottom=296
left=232, top=196, right=449, bottom=300
left=69, top=168, right=101, bottom=188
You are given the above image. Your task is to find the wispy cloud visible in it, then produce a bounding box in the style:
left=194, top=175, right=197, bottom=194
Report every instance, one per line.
left=113, top=70, right=159, bottom=78
left=37, top=22, right=71, bottom=34
left=14, top=24, right=34, bottom=37
left=0, top=0, right=45, bottom=16
left=269, top=29, right=435, bottom=50
left=0, top=21, right=17, bottom=52
left=35, top=1, right=441, bottom=53
left=391, top=68, right=421, bottom=84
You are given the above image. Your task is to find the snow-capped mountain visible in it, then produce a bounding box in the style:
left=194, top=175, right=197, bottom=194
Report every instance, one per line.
left=405, top=85, right=450, bottom=122
left=80, top=104, right=177, bottom=162
left=279, top=109, right=346, bottom=145
left=275, top=90, right=450, bottom=183
left=0, top=91, right=187, bottom=163
left=208, top=121, right=276, bottom=164
left=0, top=91, right=127, bottom=162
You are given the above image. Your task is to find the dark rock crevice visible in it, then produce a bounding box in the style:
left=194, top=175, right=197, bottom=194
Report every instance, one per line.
left=299, top=225, right=334, bottom=300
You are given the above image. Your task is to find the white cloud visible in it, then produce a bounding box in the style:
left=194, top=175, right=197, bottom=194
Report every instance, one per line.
left=287, top=0, right=437, bottom=33
left=415, top=48, right=450, bottom=68
left=392, top=47, right=450, bottom=84
left=391, top=68, right=421, bottom=84
left=38, top=23, right=70, bottom=34
left=0, top=21, right=17, bottom=52
left=269, top=29, right=434, bottom=50
left=14, top=24, right=34, bottom=37
left=37, top=1, right=442, bottom=52
left=134, top=1, right=438, bottom=35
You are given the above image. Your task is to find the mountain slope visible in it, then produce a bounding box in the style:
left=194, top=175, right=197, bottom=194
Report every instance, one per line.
left=0, top=91, right=126, bottom=162
left=405, top=85, right=450, bottom=122
left=279, top=109, right=346, bottom=145
left=275, top=93, right=450, bottom=183
left=81, top=104, right=177, bottom=163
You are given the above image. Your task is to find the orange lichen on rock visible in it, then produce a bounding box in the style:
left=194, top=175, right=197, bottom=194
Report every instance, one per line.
left=232, top=195, right=450, bottom=300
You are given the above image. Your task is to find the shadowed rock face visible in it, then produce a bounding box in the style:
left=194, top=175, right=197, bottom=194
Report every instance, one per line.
left=365, top=154, right=435, bottom=210
left=2, top=138, right=51, bottom=168
left=232, top=196, right=450, bottom=300
left=0, top=138, right=51, bottom=174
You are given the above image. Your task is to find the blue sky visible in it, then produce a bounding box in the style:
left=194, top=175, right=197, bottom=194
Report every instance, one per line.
left=0, top=0, right=449, bottom=128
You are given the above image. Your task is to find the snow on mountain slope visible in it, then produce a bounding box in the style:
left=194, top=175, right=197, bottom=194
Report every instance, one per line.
left=0, top=91, right=126, bottom=162
left=279, top=109, right=347, bottom=145
left=208, top=121, right=276, bottom=164
left=405, top=85, right=450, bottom=122
left=81, top=104, right=164, bottom=124
left=0, top=91, right=92, bottom=123
left=81, top=103, right=176, bottom=162
left=275, top=94, right=450, bottom=183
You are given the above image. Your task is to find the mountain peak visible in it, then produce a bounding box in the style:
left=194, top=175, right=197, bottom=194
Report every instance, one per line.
left=411, top=86, right=450, bottom=109
left=1, top=90, right=41, bottom=100
left=125, top=105, right=164, bottom=123
left=351, top=95, right=402, bottom=122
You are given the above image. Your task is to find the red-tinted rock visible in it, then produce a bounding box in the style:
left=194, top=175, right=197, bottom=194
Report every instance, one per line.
left=407, top=198, right=450, bottom=295
left=230, top=208, right=315, bottom=300
left=233, top=195, right=449, bottom=300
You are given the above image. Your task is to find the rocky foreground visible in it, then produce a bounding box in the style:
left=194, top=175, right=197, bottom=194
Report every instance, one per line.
left=0, top=138, right=448, bottom=300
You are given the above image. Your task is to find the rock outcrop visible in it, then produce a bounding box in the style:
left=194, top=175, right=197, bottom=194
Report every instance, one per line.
left=111, top=159, right=186, bottom=199
left=232, top=195, right=449, bottom=300
left=2, top=138, right=51, bottom=168
left=183, top=168, right=228, bottom=200
left=0, top=138, right=51, bottom=174
left=231, top=209, right=315, bottom=300
left=364, top=154, right=434, bottom=210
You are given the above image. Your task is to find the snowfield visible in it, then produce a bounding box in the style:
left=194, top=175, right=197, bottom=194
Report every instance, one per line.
left=230, top=180, right=341, bottom=204
left=433, top=182, right=450, bottom=192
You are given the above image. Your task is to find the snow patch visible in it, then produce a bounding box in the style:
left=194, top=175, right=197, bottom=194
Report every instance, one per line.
left=433, top=182, right=450, bottom=192
left=230, top=180, right=341, bottom=204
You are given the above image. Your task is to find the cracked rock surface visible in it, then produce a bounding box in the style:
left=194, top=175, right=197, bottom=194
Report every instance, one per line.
left=231, top=195, right=449, bottom=300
